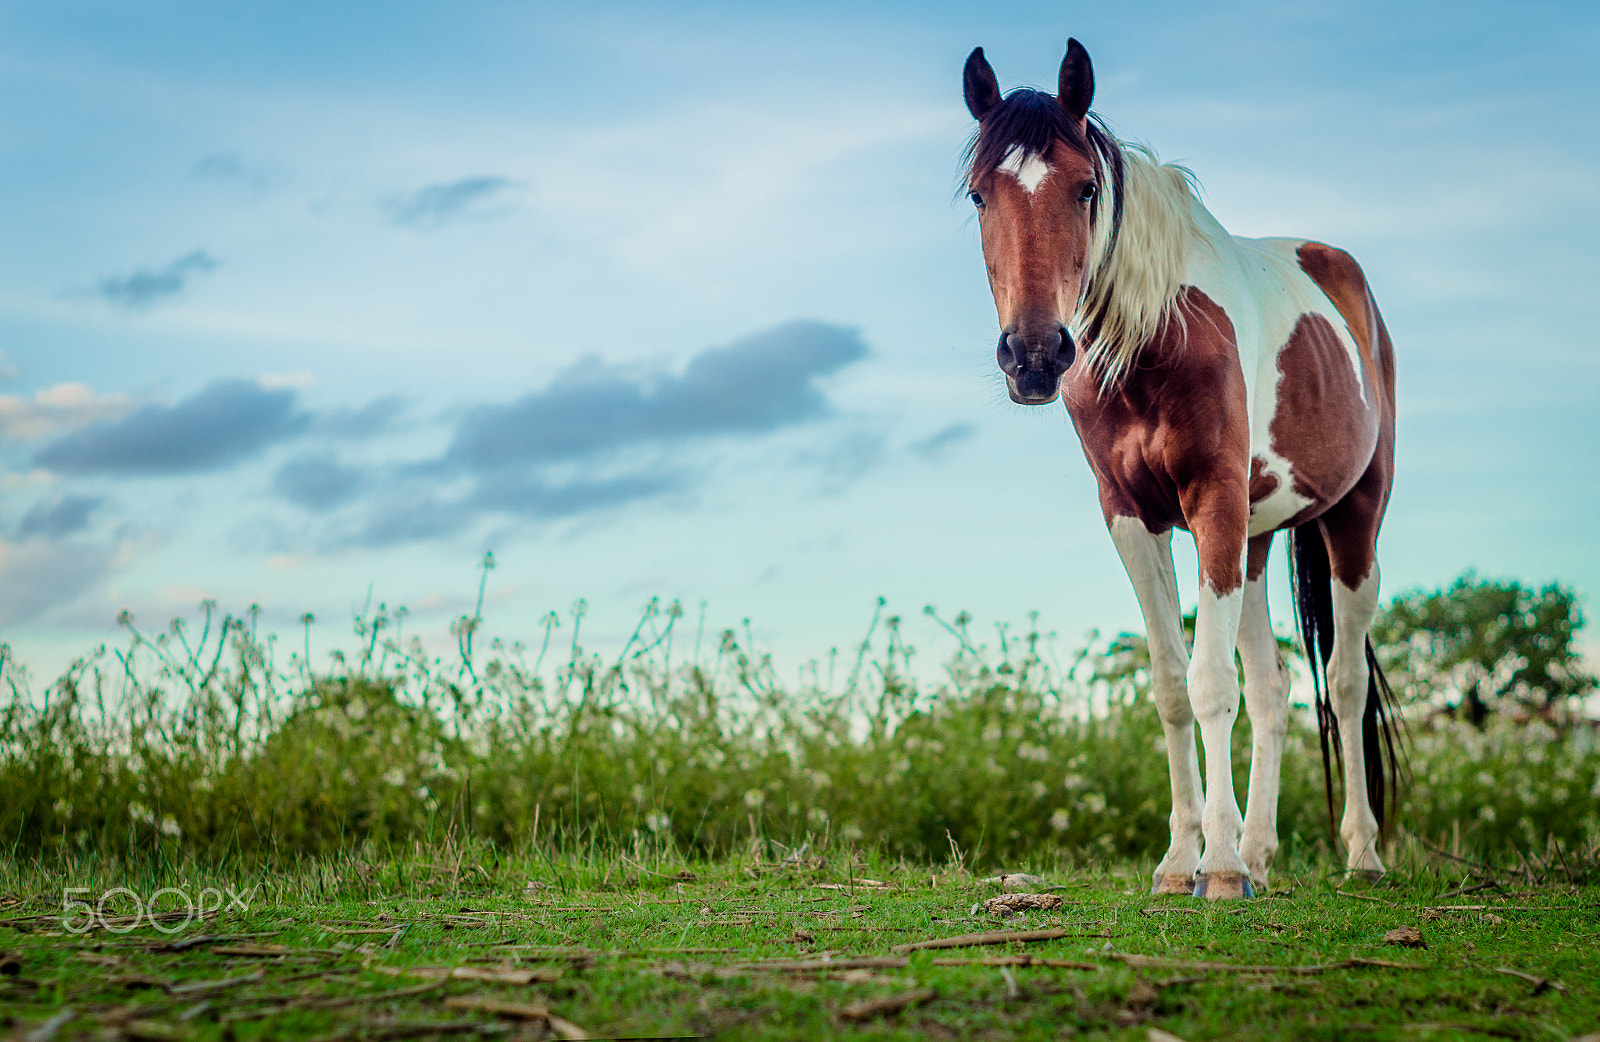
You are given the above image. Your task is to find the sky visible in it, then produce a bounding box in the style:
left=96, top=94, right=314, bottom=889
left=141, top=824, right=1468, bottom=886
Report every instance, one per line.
left=1, top=0, right=1597, bottom=686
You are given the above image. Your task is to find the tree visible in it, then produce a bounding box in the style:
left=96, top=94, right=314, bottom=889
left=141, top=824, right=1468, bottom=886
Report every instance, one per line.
left=1371, top=572, right=1596, bottom=725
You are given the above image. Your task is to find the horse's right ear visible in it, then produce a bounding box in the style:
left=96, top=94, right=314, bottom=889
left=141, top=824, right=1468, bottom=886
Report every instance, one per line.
left=964, top=47, right=1001, bottom=120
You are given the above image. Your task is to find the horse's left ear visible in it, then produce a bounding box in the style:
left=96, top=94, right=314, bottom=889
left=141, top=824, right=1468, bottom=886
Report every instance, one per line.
left=1058, top=38, right=1095, bottom=123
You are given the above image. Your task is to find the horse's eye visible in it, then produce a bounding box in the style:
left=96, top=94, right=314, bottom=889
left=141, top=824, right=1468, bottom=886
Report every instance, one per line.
left=1079, top=182, right=1098, bottom=203
left=969, top=191, right=984, bottom=208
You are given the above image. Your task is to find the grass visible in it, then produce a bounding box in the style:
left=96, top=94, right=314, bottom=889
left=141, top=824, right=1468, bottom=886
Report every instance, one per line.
left=3, top=589, right=1597, bottom=869
left=3, top=573, right=1599, bottom=1037
left=1, top=841, right=1597, bottom=1040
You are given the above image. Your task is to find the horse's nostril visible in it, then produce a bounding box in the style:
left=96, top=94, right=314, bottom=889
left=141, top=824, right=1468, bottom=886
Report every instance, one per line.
left=1056, top=327, right=1077, bottom=368
left=997, top=334, right=1017, bottom=371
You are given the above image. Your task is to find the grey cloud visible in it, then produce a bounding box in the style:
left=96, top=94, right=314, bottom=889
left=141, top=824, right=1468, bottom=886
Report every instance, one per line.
left=471, top=471, right=686, bottom=518
left=444, top=320, right=868, bottom=471
left=96, top=250, right=219, bottom=311
left=15, top=495, right=102, bottom=540
left=387, top=177, right=515, bottom=228
left=342, top=470, right=683, bottom=549
left=0, top=538, right=117, bottom=627
left=274, top=456, right=367, bottom=511
left=353, top=496, right=473, bottom=548
left=910, top=422, right=977, bottom=460
left=35, top=379, right=308, bottom=475
left=315, top=395, right=406, bottom=439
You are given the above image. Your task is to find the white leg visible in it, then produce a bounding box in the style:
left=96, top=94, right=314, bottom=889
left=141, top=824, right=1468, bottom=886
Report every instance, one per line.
left=1237, top=574, right=1289, bottom=889
left=1108, top=517, right=1203, bottom=895
left=1329, top=569, right=1385, bottom=877
left=1190, top=580, right=1252, bottom=897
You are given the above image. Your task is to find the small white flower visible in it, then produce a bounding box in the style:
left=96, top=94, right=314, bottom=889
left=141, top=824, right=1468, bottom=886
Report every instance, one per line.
left=1050, top=809, right=1071, bottom=831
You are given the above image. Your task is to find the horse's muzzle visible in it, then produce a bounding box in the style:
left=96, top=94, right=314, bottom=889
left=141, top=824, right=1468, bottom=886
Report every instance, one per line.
left=998, top=326, right=1075, bottom=405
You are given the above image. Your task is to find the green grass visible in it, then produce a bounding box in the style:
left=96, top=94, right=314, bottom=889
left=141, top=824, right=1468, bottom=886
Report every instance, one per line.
left=3, top=581, right=1599, bottom=1037
left=3, top=595, right=1597, bottom=869
left=2, top=843, right=1597, bottom=1040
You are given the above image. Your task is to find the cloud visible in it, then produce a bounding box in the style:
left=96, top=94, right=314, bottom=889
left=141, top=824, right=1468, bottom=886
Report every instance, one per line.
left=351, top=495, right=472, bottom=548
left=909, top=422, right=976, bottom=460
left=315, top=395, right=406, bottom=439
left=0, top=351, right=18, bottom=382
left=471, top=471, right=686, bottom=518
left=386, top=177, right=516, bottom=228
left=96, top=250, right=219, bottom=311
left=35, top=378, right=308, bottom=475
left=443, top=320, right=868, bottom=471
left=15, top=495, right=101, bottom=540
left=0, top=382, right=133, bottom=440
left=273, top=455, right=367, bottom=511
left=0, top=537, right=118, bottom=627
left=345, top=469, right=683, bottom=549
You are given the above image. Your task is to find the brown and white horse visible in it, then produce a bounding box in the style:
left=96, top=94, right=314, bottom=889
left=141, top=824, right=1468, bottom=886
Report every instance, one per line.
left=962, top=39, right=1401, bottom=898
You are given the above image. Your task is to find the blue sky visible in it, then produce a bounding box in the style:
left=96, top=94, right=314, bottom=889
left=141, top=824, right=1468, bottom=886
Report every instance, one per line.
left=1, top=0, right=1597, bottom=682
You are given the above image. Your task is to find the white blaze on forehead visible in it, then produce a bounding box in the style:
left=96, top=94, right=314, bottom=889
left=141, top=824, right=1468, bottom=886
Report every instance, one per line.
left=998, top=147, right=1051, bottom=194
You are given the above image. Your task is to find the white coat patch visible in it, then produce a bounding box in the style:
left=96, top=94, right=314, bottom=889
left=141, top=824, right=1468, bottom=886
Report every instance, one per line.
left=999, top=147, right=1051, bottom=194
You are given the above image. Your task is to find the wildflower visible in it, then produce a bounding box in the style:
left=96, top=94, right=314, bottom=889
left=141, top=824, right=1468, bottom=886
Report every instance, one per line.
left=1017, top=742, right=1050, bottom=763
left=1050, top=809, right=1071, bottom=831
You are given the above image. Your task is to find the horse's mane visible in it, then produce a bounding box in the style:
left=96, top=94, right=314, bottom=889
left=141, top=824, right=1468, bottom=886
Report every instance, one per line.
left=964, top=89, right=1203, bottom=391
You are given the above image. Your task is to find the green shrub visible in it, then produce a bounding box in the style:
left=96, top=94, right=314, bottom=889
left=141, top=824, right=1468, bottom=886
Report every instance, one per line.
left=1, top=583, right=1596, bottom=868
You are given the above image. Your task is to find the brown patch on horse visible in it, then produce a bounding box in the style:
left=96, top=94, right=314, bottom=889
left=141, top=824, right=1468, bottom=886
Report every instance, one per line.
left=1293, top=243, right=1399, bottom=589
left=1269, top=313, right=1380, bottom=510
left=1245, top=533, right=1274, bottom=582
left=1248, top=456, right=1279, bottom=504
left=1296, top=243, right=1376, bottom=357
left=1064, top=287, right=1249, bottom=594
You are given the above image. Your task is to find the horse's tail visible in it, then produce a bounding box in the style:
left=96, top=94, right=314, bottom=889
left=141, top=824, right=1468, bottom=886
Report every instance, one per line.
left=1288, top=522, right=1401, bottom=840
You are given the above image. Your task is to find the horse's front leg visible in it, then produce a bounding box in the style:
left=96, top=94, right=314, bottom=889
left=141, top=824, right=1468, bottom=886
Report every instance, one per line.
left=1108, top=517, right=1203, bottom=896
left=1188, top=501, right=1253, bottom=899
left=1237, top=535, right=1290, bottom=891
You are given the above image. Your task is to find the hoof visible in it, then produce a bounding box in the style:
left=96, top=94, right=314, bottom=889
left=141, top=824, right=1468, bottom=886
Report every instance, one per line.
left=1193, top=873, right=1254, bottom=900
left=1151, top=875, right=1196, bottom=896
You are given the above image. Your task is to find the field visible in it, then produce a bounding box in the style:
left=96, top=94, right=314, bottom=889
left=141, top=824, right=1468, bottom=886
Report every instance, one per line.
left=2, top=582, right=1599, bottom=1038
left=1, top=844, right=1597, bottom=1041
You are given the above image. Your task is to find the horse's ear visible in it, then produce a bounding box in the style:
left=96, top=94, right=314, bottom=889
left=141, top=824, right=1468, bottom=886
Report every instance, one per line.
left=964, top=47, right=1001, bottom=120
left=1058, top=38, right=1095, bottom=123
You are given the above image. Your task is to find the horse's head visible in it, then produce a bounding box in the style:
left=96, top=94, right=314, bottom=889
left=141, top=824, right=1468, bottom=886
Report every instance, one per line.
left=963, top=40, right=1121, bottom=405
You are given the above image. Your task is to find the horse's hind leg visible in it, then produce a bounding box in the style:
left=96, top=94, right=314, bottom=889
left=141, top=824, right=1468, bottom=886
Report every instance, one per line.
left=1238, top=534, right=1289, bottom=890
left=1318, top=483, right=1391, bottom=879
left=1326, top=564, right=1385, bottom=877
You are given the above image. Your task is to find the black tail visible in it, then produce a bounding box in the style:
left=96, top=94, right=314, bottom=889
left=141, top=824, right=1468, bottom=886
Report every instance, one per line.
left=1288, top=523, right=1402, bottom=840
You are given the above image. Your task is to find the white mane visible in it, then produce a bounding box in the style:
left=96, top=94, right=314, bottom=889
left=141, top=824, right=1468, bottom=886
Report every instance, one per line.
left=1074, top=144, right=1207, bottom=391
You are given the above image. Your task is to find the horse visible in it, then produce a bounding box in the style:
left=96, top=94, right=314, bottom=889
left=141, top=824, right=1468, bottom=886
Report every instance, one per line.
left=960, top=39, right=1402, bottom=899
